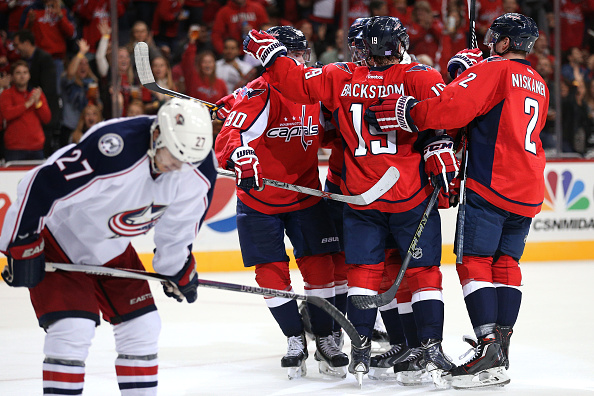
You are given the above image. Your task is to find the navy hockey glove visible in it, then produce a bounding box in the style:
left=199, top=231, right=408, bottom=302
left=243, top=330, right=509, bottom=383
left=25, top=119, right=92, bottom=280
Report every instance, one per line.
left=364, top=93, right=419, bottom=133
left=447, top=48, right=483, bottom=80
left=230, top=145, right=264, bottom=191
left=162, top=254, right=198, bottom=303
left=2, top=235, right=45, bottom=288
left=243, top=29, right=287, bottom=68
left=423, top=135, right=460, bottom=194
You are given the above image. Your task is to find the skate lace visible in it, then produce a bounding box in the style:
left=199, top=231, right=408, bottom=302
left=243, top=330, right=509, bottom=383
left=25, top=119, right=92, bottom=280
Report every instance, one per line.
left=375, top=343, right=404, bottom=359
left=403, top=347, right=422, bottom=362
left=458, top=335, right=478, bottom=361
left=459, top=339, right=487, bottom=365
left=318, top=335, right=341, bottom=356
left=286, top=335, right=305, bottom=357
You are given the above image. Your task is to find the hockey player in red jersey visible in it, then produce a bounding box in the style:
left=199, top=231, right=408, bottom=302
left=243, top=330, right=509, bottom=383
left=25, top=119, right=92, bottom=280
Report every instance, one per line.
left=243, top=16, right=457, bottom=388
left=0, top=98, right=217, bottom=396
left=215, top=26, right=349, bottom=379
left=365, top=13, right=547, bottom=389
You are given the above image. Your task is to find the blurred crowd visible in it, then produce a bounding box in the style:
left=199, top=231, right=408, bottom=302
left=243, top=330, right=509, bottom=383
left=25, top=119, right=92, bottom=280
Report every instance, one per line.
left=0, top=0, right=594, bottom=162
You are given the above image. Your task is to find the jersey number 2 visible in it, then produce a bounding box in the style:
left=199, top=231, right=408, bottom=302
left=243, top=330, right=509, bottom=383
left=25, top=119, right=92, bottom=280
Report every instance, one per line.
left=350, top=103, right=397, bottom=156
left=524, top=97, right=539, bottom=155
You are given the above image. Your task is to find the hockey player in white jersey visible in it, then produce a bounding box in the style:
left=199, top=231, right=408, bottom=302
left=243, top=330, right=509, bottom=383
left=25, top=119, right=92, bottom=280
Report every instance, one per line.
left=0, top=98, right=216, bottom=396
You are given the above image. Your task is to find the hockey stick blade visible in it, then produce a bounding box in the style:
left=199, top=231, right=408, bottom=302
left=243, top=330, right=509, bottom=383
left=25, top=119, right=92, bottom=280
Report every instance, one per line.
left=134, top=42, right=220, bottom=112
left=350, top=186, right=440, bottom=309
left=45, top=262, right=363, bottom=347
left=218, top=166, right=399, bottom=206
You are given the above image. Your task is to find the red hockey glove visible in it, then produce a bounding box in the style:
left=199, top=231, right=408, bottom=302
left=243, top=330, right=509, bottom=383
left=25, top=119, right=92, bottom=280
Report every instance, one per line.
left=364, top=93, right=419, bottom=133
left=230, top=145, right=264, bottom=191
left=2, top=234, right=45, bottom=288
left=243, top=29, right=287, bottom=68
left=423, top=135, right=460, bottom=194
left=438, top=177, right=461, bottom=209
left=162, top=254, right=198, bottom=303
left=447, top=48, right=483, bottom=80
left=214, top=93, right=236, bottom=121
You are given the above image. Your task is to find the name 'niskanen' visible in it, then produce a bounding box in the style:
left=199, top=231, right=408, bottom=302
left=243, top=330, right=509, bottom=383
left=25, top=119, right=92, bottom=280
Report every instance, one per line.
left=511, top=74, right=546, bottom=96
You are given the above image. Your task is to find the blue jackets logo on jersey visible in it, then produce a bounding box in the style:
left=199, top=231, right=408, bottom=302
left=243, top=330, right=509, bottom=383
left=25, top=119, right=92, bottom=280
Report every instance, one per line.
left=108, top=204, right=167, bottom=237
left=98, top=134, right=124, bottom=157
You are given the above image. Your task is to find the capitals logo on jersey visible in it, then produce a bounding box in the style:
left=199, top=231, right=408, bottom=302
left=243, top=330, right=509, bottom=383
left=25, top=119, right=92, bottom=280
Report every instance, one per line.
left=108, top=203, right=167, bottom=237
left=238, top=87, right=266, bottom=100
left=266, top=105, right=319, bottom=151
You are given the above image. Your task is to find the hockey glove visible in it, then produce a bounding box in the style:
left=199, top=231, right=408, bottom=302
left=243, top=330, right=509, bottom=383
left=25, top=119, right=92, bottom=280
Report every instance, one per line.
left=230, top=145, right=264, bottom=191
left=162, top=254, right=198, bottom=303
left=423, top=135, right=460, bottom=194
left=243, top=29, right=287, bottom=68
left=364, top=93, right=419, bottom=133
left=2, top=234, right=45, bottom=288
left=447, top=48, right=483, bottom=80
left=438, top=177, right=461, bottom=209
left=214, top=92, right=236, bottom=121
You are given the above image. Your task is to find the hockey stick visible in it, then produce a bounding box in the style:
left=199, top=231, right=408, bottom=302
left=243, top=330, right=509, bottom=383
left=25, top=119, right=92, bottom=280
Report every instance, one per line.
left=218, top=166, right=400, bottom=206
left=45, top=262, right=364, bottom=347
left=349, top=186, right=441, bottom=309
left=455, top=0, right=477, bottom=265
left=134, top=42, right=221, bottom=113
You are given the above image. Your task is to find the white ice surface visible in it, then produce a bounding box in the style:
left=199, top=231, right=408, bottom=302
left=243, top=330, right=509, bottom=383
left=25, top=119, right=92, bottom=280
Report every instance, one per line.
left=1, top=261, right=594, bottom=395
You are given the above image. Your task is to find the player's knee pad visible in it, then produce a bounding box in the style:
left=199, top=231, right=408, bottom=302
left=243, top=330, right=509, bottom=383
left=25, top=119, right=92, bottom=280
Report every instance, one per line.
left=456, top=255, right=493, bottom=285
left=44, top=318, right=96, bottom=361
left=255, top=262, right=291, bottom=290
left=492, top=253, right=522, bottom=286
left=114, top=311, right=160, bottom=356
left=296, top=254, right=334, bottom=286
left=405, top=265, right=442, bottom=293
left=347, top=262, right=384, bottom=293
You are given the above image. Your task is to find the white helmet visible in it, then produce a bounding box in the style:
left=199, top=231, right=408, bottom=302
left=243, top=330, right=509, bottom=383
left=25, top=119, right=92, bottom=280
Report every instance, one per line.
left=149, top=98, right=213, bottom=164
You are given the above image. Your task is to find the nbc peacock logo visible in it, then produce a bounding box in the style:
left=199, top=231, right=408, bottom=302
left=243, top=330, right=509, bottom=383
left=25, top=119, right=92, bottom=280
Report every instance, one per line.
left=542, top=170, right=590, bottom=211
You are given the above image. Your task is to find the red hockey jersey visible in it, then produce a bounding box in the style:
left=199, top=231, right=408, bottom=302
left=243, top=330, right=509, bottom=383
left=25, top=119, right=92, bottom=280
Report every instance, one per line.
left=411, top=57, right=548, bottom=217
left=215, top=76, right=326, bottom=215
left=263, top=57, right=446, bottom=213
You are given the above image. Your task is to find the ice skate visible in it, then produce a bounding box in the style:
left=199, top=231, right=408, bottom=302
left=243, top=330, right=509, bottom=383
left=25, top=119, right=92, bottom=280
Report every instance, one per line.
left=281, top=333, right=308, bottom=379
left=421, top=339, right=454, bottom=389
left=450, top=335, right=510, bottom=389
left=348, top=336, right=371, bottom=388
left=298, top=302, right=314, bottom=341
left=314, top=334, right=349, bottom=378
left=495, top=325, right=513, bottom=369
left=332, top=329, right=344, bottom=350
left=371, top=314, right=390, bottom=353
left=368, top=343, right=412, bottom=380
left=393, top=347, right=432, bottom=386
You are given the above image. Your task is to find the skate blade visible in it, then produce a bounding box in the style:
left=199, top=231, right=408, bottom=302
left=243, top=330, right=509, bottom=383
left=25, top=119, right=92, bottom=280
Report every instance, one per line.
left=396, top=370, right=432, bottom=386
left=287, top=360, right=307, bottom=380
left=356, top=372, right=364, bottom=388
left=368, top=367, right=397, bottom=381
left=452, top=367, right=510, bottom=389
left=318, top=360, right=347, bottom=378
left=428, top=368, right=451, bottom=390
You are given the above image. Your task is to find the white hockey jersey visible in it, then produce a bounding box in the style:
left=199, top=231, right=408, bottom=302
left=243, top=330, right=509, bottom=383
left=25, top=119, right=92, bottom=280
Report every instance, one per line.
left=0, top=116, right=217, bottom=277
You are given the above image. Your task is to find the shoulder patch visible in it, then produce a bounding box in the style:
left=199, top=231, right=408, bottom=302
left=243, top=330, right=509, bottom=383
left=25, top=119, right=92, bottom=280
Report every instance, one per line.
left=407, top=64, right=433, bottom=72
left=486, top=56, right=506, bottom=63
left=238, top=87, right=266, bottom=100
left=98, top=133, right=124, bottom=157
left=332, top=62, right=353, bottom=74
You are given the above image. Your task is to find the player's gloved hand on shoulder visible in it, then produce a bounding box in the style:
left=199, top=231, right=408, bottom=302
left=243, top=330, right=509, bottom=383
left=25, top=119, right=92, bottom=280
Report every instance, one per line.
left=364, top=93, right=419, bottom=133
left=423, top=135, right=460, bottom=193
left=243, top=29, right=287, bottom=68
left=2, top=234, right=45, bottom=288
left=447, top=48, right=483, bottom=80
left=162, top=254, right=198, bottom=303
left=229, top=145, right=264, bottom=191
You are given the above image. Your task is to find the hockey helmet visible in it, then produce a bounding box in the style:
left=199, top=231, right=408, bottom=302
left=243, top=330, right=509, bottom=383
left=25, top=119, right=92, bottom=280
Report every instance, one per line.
left=484, top=13, right=539, bottom=53
left=362, top=16, right=409, bottom=61
left=149, top=98, right=213, bottom=166
left=266, top=26, right=311, bottom=63
left=347, top=17, right=370, bottom=63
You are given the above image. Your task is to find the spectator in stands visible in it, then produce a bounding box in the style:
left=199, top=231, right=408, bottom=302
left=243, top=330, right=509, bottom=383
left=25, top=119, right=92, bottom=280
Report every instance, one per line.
left=389, top=0, right=413, bottom=25
left=0, top=60, right=51, bottom=161
left=13, top=29, right=59, bottom=156
left=152, top=0, right=184, bottom=59
left=127, top=98, right=145, bottom=116
left=182, top=31, right=228, bottom=104
left=125, top=20, right=161, bottom=60
left=73, top=0, right=127, bottom=53
left=70, top=102, right=103, bottom=143
left=319, top=28, right=346, bottom=64
left=295, top=19, right=320, bottom=65
left=211, top=0, right=269, bottom=55
left=536, top=55, right=556, bottom=150
left=133, top=0, right=158, bottom=28
left=475, top=0, right=503, bottom=42
left=216, top=38, right=255, bottom=93
left=369, top=0, right=389, bottom=16
left=141, top=55, right=176, bottom=114
left=22, top=0, right=75, bottom=88
left=440, top=0, right=468, bottom=80
left=562, top=47, right=588, bottom=83
left=117, top=46, right=140, bottom=116
left=526, top=32, right=554, bottom=71
left=60, top=39, right=99, bottom=148
left=547, top=0, right=586, bottom=51
left=407, top=0, right=443, bottom=64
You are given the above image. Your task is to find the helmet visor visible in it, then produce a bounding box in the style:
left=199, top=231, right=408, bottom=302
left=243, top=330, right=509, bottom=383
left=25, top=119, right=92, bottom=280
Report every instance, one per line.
left=287, top=48, right=311, bottom=63
left=483, top=28, right=500, bottom=46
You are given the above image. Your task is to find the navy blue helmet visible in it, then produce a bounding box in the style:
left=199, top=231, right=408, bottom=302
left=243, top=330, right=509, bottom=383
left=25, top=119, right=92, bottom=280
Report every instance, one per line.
left=484, top=13, right=539, bottom=53
left=348, top=17, right=370, bottom=62
left=267, top=26, right=311, bottom=61
left=361, top=16, right=409, bottom=61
